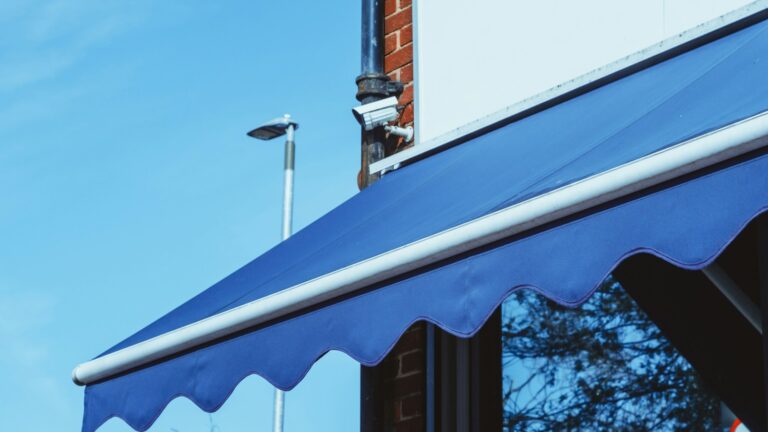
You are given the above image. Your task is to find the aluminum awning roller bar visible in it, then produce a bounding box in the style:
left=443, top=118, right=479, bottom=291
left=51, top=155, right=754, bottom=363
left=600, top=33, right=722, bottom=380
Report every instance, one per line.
left=72, top=111, right=768, bottom=386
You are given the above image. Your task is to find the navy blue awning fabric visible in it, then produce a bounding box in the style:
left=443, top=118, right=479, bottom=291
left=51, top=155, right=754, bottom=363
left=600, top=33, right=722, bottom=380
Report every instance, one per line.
left=84, top=18, right=768, bottom=431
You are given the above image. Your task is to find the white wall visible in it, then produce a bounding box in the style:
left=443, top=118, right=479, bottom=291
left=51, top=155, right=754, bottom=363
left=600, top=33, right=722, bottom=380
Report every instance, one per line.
left=415, top=0, right=757, bottom=145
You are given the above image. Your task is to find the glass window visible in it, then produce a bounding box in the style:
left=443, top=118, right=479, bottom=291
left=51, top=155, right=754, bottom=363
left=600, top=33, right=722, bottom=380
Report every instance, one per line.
left=501, top=277, right=727, bottom=431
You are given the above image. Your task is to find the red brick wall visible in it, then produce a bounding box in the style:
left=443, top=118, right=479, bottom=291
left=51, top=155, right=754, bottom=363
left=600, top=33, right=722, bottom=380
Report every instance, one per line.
left=377, top=323, right=425, bottom=431
left=384, top=0, right=414, bottom=155
left=378, top=2, right=425, bottom=431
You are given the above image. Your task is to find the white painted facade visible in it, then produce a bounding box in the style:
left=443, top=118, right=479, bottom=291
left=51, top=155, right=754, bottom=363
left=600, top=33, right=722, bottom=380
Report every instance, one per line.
left=415, top=0, right=755, bottom=145
left=394, top=0, right=762, bottom=173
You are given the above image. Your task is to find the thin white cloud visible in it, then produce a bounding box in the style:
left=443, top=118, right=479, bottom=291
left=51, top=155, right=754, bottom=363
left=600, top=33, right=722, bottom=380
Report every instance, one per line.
left=0, top=286, right=75, bottom=425
left=0, top=289, right=56, bottom=335
left=0, top=0, right=147, bottom=93
left=0, top=289, right=56, bottom=374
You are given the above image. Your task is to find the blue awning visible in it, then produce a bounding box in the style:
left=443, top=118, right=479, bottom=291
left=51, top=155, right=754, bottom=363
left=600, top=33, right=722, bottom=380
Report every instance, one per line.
left=80, top=17, right=768, bottom=432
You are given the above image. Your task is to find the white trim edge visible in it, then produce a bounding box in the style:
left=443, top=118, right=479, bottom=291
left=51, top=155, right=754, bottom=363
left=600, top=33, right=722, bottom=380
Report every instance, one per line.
left=73, top=111, right=768, bottom=386
left=371, top=0, right=768, bottom=175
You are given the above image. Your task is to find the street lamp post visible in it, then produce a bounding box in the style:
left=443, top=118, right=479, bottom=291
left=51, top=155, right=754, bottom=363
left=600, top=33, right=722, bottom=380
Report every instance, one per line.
left=247, top=114, right=299, bottom=432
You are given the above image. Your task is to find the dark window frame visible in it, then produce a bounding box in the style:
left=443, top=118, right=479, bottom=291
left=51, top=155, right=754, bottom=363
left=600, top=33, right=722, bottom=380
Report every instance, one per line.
left=426, top=214, right=768, bottom=432
left=428, top=311, right=502, bottom=432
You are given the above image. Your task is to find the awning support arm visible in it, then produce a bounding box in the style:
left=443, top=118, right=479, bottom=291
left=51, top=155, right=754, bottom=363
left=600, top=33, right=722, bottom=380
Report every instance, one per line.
left=702, top=263, right=763, bottom=334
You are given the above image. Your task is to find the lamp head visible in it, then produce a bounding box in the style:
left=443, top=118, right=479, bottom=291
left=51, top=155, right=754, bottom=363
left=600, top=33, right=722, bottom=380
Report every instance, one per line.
left=247, top=114, right=299, bottom=140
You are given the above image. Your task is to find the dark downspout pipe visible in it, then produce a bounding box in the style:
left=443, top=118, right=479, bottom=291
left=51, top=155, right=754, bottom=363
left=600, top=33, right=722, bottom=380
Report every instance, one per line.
left=357, top=0, right=386, bottom=189
left=359, top=0, right=384, bottom=88
left=357, top=0, right=402, bottom=189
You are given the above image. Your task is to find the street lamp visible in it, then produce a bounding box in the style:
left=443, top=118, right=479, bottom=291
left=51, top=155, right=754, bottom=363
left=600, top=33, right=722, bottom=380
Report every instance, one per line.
left=246, top=113, right=299, bottom=432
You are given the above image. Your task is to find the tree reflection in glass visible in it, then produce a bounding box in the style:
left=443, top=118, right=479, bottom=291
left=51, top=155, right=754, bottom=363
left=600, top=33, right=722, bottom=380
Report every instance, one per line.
left=501, top=277, right=720, bottom=431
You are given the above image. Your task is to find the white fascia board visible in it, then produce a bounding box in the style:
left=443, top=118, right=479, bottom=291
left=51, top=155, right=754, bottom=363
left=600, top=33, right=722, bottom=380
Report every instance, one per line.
left=73, top=111, right=768, bottom=386
left=371, top=0, right=768, bottom=175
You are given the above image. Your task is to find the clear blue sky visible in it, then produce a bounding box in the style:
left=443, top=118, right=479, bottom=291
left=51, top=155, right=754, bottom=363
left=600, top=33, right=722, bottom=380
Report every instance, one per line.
left=0, top=1, right=361, bottom=430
